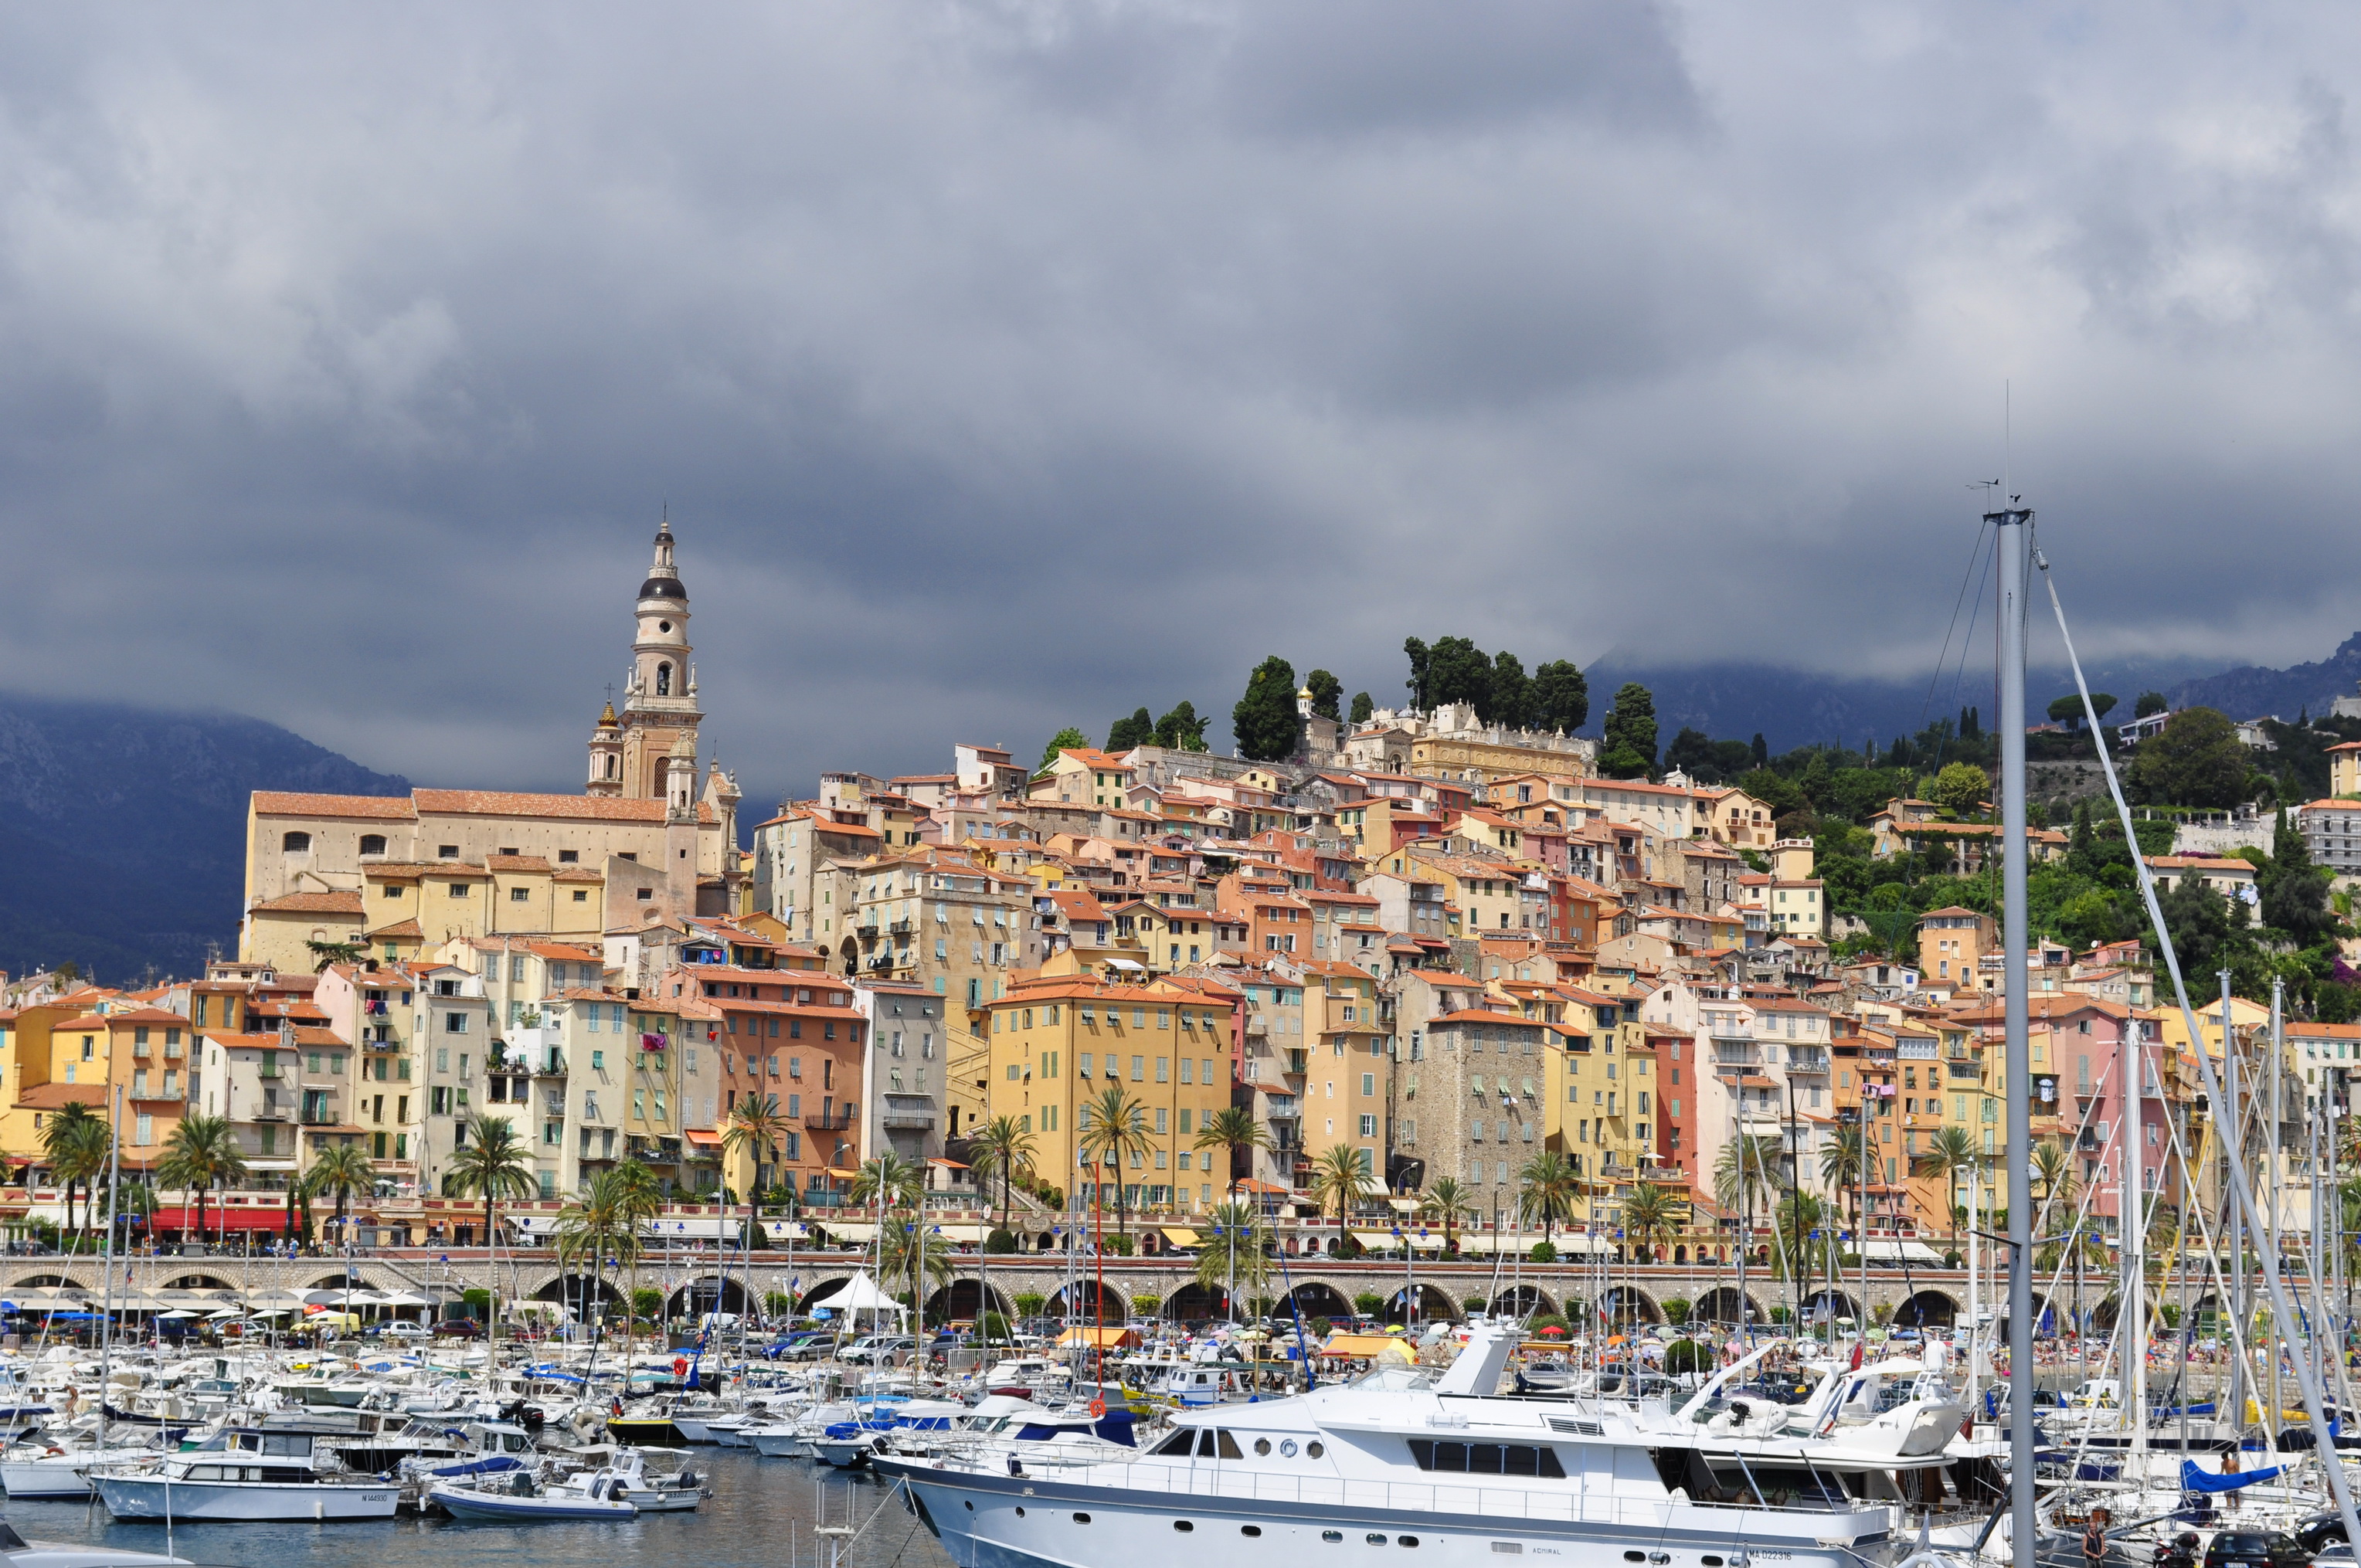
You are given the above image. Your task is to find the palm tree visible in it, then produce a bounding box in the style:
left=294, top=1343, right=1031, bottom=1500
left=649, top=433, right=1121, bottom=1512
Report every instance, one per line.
left=304, top=1141, right=376, bottom=1239
left=2030, top=1137, right=2080, bottom=1210
left=610, top=1159, right=664, bottom=1346
left=966, top=1115, right=1039, bottom=1235
left=1310, top=1145, right=1373, bottom=1254
left=1909, top=1125, right=1978, bottom=1240
left=447, top=1113, right=535, bottom=1342
left=879, top=1216, right=955, bottom=1317
left=1194, top=1200, right=1271, bottom=1309
left=1076, top=1085, right=1152, bottom=1240
left=1819, top=1124, right=1867, bottom=1220
left=1420, top=1176, right=1475, bottom=1253
left=555, top=1166, right=644, bottom=1347
left=1716, top=1132, right=1787, bottom=1264
left=720, top=1094, right=793, bottom=1203
left=1191, top=1106, right=1272, bottom=1200
left=850, top=1150, right=924, bottom=1211
left=155, top=1112, right=248, bottom=1247
left=1620, top=1180, right=1683, bottom=1264
left=1517, top=1150, right=1580, bottom=1244
left=41, top=1103, right=104, bottom=1243
left=1769, top=1189, right=1826, bottom=1281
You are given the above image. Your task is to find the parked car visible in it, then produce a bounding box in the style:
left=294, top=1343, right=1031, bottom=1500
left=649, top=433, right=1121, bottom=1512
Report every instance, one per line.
left=432, top=1318, right=484, bottom=1339
left=840, top=1334, right=916, bottom=1365
left=375, top=1320, right=430, bottom=1340
left=2204, top=1531, right=2310, bottom=1568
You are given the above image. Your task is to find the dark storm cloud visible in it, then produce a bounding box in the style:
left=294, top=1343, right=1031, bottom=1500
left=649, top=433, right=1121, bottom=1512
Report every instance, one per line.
left=3, top=2, right=2360, bottom=802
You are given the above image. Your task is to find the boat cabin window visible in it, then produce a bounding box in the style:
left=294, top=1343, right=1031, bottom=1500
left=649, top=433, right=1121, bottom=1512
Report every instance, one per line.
left=1151, top=1430, right=1195, bottom=1456
left=1405, top=1441, right=1565, bottom=1478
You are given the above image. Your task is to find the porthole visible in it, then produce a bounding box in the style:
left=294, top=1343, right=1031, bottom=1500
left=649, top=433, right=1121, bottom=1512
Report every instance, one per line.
left=1243, top=1527, right=1264, bottom=1539
left=963, top=1502, right=974, bottom=1511
left=1279, top=1439, right=1299, bottom=1458
left=1015, top=1508, right=1026, bottom=1518
left=1650, top=1557, right=1671, bottom=1565
left=1254, top=1437, right=1272, bottom=1456
left=1177, top=1522, right=1195, bottom=1533
left=1624, top=1555, right=1646, bottom=1563
left=1306, top=1441, right=1326, bottom=1458
left=1703, top=1559, right=1724, bottom=1566
left=659, top=621, right=672, bottom=633
left=1399, top=1539, right=1420, bottom=1549
left=1367, top=1535, right=1388, bottom=1546
left=1323, top=1532, right=1344, bottom=1544
left=1075, top=1514, right=1092, bottom=1525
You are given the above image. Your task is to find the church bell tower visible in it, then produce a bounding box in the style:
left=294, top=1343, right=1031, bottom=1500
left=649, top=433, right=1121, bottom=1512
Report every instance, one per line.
left=592, top=516, right=703, bottom=801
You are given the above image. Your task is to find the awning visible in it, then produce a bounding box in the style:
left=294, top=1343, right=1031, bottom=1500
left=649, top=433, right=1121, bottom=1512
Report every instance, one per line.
left=819, top=1222, right=878, bottom=1243
left=1320, top=1333, right=1409, bottom=1359
left=1862, top=1238, right=1945, bottom=1264
left=145, top=1206, right=295, bottom=1234
left=682, top=1128, right=722, bottom=1147
left=1234, top=1179, right=1292, bottom=1196
left=823, top=1166, right=862, bottom=1179
left=1106, top=959, right=1146, bottom=971
left=1157, top=1227, right=1202, bottom=1247
left=643, top=1216, right=746, bottom=1240
left=1056, top=1326, right=1141, bottom=1349
left=508, top=1215, right=566, bottom=1238
left=1405, top=1232, right=1447, bottom=1252
left=928, top=1224, right=989, bottom=1244
left=1386, top=1198, right=1418, bottom=1214
left=1350, top=1230, right=1403, bottom=1251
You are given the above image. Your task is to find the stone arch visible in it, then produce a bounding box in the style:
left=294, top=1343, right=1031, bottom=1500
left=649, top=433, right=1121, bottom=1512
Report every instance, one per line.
left=307, top=1274, right=362, bottom=1292
left=1160, top=1282, right=1230, bottom=1321
left=1802, top=1288, right=1862, bottom=1324
left=1383, top=1284, right=1461, bottom=1324
left=1601, top=1285, right=1660, bottom=1325
left=9, top=1274, right=80, bottom=1290
left=1694, top=1286, right=1765, bottom=1325
left=1278, top=1281, right=1354, bottom=1322
left=665, top=1275, right=755, bottom=1318
left=530, top=1272, right=624, bottom=1320
left=1046, top=1280, right=1126, bottom=1322
left=162, top=1274, right=236, bottom=1291
left=1491, top=1284, right=1558, bottom=1319
left=923, top=1281, right=1014, bottom=1322
left=1892, top=1289, right=1958, bottom=1329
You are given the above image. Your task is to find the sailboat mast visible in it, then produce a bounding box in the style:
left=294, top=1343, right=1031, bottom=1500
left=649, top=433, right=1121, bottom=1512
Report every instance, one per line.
left=1994, top=503, right=2037, bottom=1561
left=2125, top=964, right=2145, bottom=1459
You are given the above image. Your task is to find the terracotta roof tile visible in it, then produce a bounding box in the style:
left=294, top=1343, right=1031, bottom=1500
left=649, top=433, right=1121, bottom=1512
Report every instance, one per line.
left=250, top=891, right=365, bottom=915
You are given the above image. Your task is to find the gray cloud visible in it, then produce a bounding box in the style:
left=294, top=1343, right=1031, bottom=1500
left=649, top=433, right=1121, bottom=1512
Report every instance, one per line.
left=4, top=1, right=2361, bottom=809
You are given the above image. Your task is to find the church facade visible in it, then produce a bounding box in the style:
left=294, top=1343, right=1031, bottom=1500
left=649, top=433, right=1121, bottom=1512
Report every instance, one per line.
left=239, top=520, right=744, bottom=966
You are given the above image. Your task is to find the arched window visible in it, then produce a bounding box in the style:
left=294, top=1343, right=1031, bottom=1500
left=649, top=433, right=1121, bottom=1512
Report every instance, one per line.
left=656, top=663, right=672, bottom=697
left=282, top=831, right=311, bottom=853
left=358, top=834, right=386, bottom=856
left=606, top=755, right=619, bottom=779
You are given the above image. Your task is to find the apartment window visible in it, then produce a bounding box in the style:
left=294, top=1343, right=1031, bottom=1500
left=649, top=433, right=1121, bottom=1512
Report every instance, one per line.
left=445, top=1013, right=467, bottom=1033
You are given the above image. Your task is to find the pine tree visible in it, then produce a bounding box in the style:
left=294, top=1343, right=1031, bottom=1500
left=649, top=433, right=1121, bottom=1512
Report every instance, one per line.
left=1529, top=660, right=1588, bottom=732
left=1598, top=684, right=1659, bottom=779
left=1426, top=636, right=1491, bottom=711
left=1155, top=701, right=1210, bottom=752
left=1402, top=638, right=1432, bottom=710
left=1231, top=657, right=1300, bottom=762
left=1304, top=670, right=1344, bottom=721
left=1106, top=707, right=1154, bottom=752
left=1488, top=651, right=1530, bottom=728
left=1751, top=733, right=1769, bottom=769
left=1349, top=691, right=1374, bottom=724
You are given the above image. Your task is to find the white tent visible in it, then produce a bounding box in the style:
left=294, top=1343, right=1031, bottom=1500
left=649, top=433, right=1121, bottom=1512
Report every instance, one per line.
left=1861, top=1238, right=1945, bottom=1264
left=810, top=1271, right=906, bottom=1320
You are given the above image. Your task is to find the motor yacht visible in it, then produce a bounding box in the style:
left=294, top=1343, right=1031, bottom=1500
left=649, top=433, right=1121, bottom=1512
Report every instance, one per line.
left=89, top=1427, right=399, bottom=1522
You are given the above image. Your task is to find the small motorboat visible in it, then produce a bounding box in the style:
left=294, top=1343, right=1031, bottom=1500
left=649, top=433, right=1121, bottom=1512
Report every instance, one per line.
left=430, top=1471, right=638, bottom=1522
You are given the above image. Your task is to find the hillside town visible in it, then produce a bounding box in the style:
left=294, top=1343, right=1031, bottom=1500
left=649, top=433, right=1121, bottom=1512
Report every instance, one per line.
left=5, top=518, right=2359, bottom=1272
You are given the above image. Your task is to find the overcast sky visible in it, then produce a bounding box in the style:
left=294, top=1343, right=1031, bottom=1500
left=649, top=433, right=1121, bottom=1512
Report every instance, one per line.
left=7, top=2, right=2361, bottom=802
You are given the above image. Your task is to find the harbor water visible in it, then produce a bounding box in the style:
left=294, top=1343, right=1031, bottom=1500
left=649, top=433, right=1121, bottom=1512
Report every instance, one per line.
left=2, top=1451, right=958, bottom=1568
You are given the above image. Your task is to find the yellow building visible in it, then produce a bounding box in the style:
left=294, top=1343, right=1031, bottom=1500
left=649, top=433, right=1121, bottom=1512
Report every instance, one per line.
left=983, top=976, right=1238, bottom=1217
left=1294, top=962, right=1391, bottom=1187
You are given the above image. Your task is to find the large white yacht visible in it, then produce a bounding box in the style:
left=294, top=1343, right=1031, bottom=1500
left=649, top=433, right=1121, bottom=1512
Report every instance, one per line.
left=90, top=1427, right=399, bottom=1522
left=880, top=1323, right=1969, bottom=1568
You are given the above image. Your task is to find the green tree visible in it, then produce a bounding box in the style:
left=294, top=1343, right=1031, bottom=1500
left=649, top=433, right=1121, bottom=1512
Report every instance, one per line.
left=1194, top=1201, right=1272, bottom=1306
left=967, top=1115, right=1039, bottom=1234
left=1303, top=670, right=1343, bottom=721
left=40, top=1102, right=106, bottom=1240
left=1714, top=1132, right=1785, bottom=1220
left=2135, top=691, right=2169, bottom=718
left=2155, top=876, right=2237, bottom=973
left=1488, top=651, right=1530, bottom=727
left=1529, top=660, right=1588, bottom=732
left=2048, top=693, right=2116, bottom=727
left=1231, top=656, right=1301, bottom=762
left=1310, top=1145, right=1373, bottom=1253
left=1516, top=1149, right=1578, bottom=1241
left=1619, top=1180, right=1683, bottom=1263
left=880, top=1217, right=955, bottom=1311
left=304, top=1141, right=377, bottom=1237
left=1191, top=1105, right=1271, bottom=1200
left=722, top=1092, right=795, bottom=1202
left=850, top=1150, right=925, bottom=1211
left=1078, top=1085, right=1153, bottom=1238
left=2128, top=708, right=2251, bottom=808
left=1909, top=1125, right=1977, bottom=1240
left=1598, top=683, right=1659, bottom=779
left=447, top=1112, right=535, bottom=1342
left=1418, top=1176, right=1474, bottom=1251
left=1426, top=636, right=1491, bottom=711
left=1037, top=727, right=1091, bottom=774
left=1106, top=707, right=1155, bottom=752
left=304, top=939, right=365, bottom=970
left=1403, top=637, right=1431, bottom=709
left=555, top=1166, right=644, bottom=1346
left=155, top=1112, right=247, bottom=1248
left=1154, top=701, right=1210, bottom=751
left=1928, top=761, right=1992, bottom=818
left=1349, top=691, right=1374, bottom=724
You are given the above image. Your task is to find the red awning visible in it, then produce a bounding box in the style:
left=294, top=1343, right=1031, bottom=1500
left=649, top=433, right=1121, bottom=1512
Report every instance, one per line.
left=144, top=1206, right=298, bottom=1234
left=682, top=1128, right=721, bottom=1147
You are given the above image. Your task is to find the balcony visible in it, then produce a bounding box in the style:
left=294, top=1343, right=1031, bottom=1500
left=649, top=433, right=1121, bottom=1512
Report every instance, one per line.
left=1786, top=1047, right=1830, bottom=1072
left=882, top=1096, right=936, bottom=1131
left=1286, top=1050, right=1309, bottom=1076
left=1711, top=1044, right=1761, bottom=1067
left=804, top=1108, right=857, bottom=1132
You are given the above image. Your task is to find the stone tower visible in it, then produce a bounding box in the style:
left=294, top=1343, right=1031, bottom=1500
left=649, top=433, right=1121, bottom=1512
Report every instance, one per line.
left=593, top=516, right=703, bottom=801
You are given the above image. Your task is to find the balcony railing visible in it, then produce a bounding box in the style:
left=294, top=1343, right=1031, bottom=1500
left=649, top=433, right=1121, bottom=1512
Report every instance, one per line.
left=803, top=1109, right=857, bottom=1132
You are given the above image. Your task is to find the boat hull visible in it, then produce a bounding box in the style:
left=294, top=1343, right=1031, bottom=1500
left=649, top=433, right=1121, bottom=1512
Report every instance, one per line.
left=93, top=1476, right=399, bottom=1522
left=431, top=1486, right=637, bottom=1522
left=882, top=1460, right=1899, bottom=1568
left=2, top=1458, right=93, bottom=1499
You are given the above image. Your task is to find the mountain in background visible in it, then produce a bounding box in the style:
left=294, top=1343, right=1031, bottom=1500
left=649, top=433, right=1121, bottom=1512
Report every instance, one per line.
left=1580, top=648, right=2232, bottom=755
left=2164, top=632, right=2361, bottom=723
left=0, top=694, right=408, bottom=987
